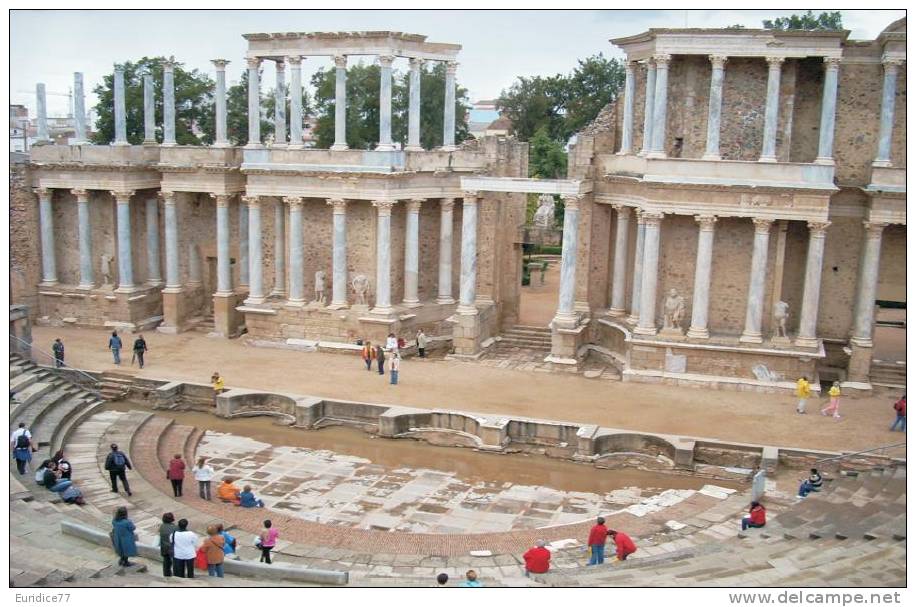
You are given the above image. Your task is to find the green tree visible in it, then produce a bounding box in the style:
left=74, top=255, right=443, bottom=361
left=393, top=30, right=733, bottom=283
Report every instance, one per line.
left=561, top=54, right=626, bottom=139
left=496, top=75, right=566, bottom=142
left=393, top=62, right=470, bottom=149
left=528, top=126, right=567, bottom=179
left=763, top=11, right=843, bottom=31
left=225, top=70, right=283, bottom=146
left=264, top=83, right=312, bottom=145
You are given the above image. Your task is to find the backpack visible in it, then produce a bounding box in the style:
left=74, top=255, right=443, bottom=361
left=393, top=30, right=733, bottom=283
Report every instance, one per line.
left=112, top=451, right=127, bottom=468
left=15, top=433, right=30, bottom=449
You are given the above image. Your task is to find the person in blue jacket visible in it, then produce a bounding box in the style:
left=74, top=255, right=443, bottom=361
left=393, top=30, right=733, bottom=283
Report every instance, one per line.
left=111, top=506, right=138, bottom=567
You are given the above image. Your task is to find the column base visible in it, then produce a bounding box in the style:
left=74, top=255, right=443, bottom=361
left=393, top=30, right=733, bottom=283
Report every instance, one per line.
left=244, top=143, right=264, bottom=149
left=701, top=153, right=721, bottom=161
left=330, top=143, right=349, bottom=151
left=439, top=145, right=457, bottom=152
left=244, top=295, right=267, bottom=305
left=142, top=139, right=157, bottom=146
left=871, top=159, right=892, bottom=168
left=646, top=151, right=666, bottom=159
left=552, top=311, right=579, bottom=329
left=849, top=335, right=874, bottom=348
left=456, top=304, right=478, bottom=316
left=162, top=286, right=183, bottom=295
left=370, top=305, right=395, bottom=317
left=436, top=296, right=456, bottom=305
left=814, top=156, right=835, bottom=166
left=739, top=332, right=763, bottom=344
left=758, top=155, right=777, bottom=163
left=114, top=285, right=140, bottom=294
left=624, top=313, right=640, bottom=325
left=76, top=283, right=95, bottom=291
left=794, top=335, right=819, bottom=348
left=403, top=145, right=423, bottom=152
left=270, top=290, right=287, bottom=299
left=375, top=143, right=395, bottom=152
left=39, top=280, right=60, bottom=288
left=147, top=279, right=164, bottom=287
left=686, top=326, right=709, bottom=339
left=111, top=141, right=130, bottom=147
left=632, top=325, right=658, bottom=336
left=285, top=299, right=307, bottom=309
left=270, top=143, right=288, bottom=149
left=607, top=307, right=627, bottom=317
left=212, top=141, right=231, bottom=148
left=160, top=142, right=178, bottom=148
left=637, top=150, right=649, bottom=157
left=327, top=301, right=349, bottom=310
left=402, top=299, right=422, bottom=308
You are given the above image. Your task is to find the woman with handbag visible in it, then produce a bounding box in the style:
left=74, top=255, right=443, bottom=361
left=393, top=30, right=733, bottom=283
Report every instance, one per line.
left=201, top=525, right=226, bottom=578
left=110, top=506, right=138, bottom=567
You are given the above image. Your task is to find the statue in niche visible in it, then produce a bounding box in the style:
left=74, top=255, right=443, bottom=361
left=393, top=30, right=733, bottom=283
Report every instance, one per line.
left=773, top=301, right=790, bottom=339
left=314, top=270, right=326, bottom=305
left=532, top=194, right=556, bottom=228
left=662, top=288, right=685, bottom=330
left=351, top=274, right=370, bottom=306
left=100, top=254, right=114, bottom=288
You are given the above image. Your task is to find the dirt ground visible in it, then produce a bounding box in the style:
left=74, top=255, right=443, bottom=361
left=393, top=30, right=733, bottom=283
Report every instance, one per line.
left=518, top=257, right=560, bottom=327
left=30, top=325, right=906, bottom=455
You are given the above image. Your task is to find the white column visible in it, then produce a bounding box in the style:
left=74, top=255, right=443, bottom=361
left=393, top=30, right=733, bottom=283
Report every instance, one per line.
left=553, top=195, right=582, bottom=328
left=72, top=189, right=93, bottom=288
left=331, top=55, right=348, bottom=151
left=273, top=59, right=286, bottom=147
left=285, top=197, right=305, bottom=304
left=647, top=54, right=671, bottom=158
left=377, top=56, right=395, bottom=151
left=112, top=66, right=128, bottom=146
left=795, top=221, right=831, bottom=348
left=272, top=198, right=286, bottom=297
left=403, top=199, right=422, bottom=306
left=372, top=200, right=396, bottom=314
left=436, top=198, right=456, bottom=304
left=238, top=199, right=249, bottom=289
left=608, top=205, right=631, bottom=315
left=442, top=61, right=458, bottom=151
left=405, top=58, right=424, bottom=151
left=686, top=215, right=717, bottom=339
left=703, top=55, right=727, bottom=160
left=162, top=192, right=180, bottom=291
left=36, top=84, right=50, bottom=143
left=142, top=73, right=156, bottom=144
left=457, top=192, right=479, bottom=315
left=873, top=57, right=902, bottom=167
left=634, top=212, right=663, bottom=335
left=162, top=60, right=177, bottom=146
left=626, top=210, right=646, bottom=324
left=851, top=221, right=887, bottom=347
left=759, top=57, right=784, bottom=162
left=145, top=196, right=162, bottom=285
left=212, top=59, right=230, bottom=147
left=815, top=58, right=840, bottom=165
left=246, top=58, right=262, bottom=148
left=327, top=198, right=349, bottom=308
left=73, top=72, right=88, bottom=144
left=36, top=188, right=57, bottom=285
left=244, top=196, right=265, bottom=304
left=739, top=218, right=773, bottom=343
left=639, top=61, right=656, bottom=156
left=619, top=61, right=636, bottom=154
left=213, top=194, right=232, bottom=295
left=288, top=56, right=303, bottom=148
left=112, top=190, right=136, bottom=292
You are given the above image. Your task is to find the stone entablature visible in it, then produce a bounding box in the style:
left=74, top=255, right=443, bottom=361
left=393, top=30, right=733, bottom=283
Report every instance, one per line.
left=240, top=147, right=492, bottom=175
left=158, top=146, right=245, bottom=194
left=459, top=176, right=592, bottom=196
left=243, top=172, right=469, bottom=201
left=243, top=31, right=461, bottom=61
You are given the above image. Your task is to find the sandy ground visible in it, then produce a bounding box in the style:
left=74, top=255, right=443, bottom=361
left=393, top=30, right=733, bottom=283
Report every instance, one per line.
left=28, top=325, right=906, bottom=456
left=518, top=257, right=560, bottom=327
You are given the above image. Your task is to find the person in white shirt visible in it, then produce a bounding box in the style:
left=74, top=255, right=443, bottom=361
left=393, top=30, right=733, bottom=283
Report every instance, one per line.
left=192, top=456, right=215, bottom=501
left=385, top=333, right=398, bottom=353
left=10, top=422, right=32, bottom=449
left=171, top=518, right=199, bottom=578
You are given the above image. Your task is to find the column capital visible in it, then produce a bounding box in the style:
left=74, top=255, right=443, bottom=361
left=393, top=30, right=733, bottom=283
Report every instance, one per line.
left=327, top=198, right=347, bottom=213
left=881, top=55, right=904, bottom=69
left=696, top=214, right=718, bottom=230
left=70, top=188, right=89, bottom=202
left=807, top=220, right=831, bottom=237
left=246, top=57, right=261, bottom=70
left=34, top=187, right=52, bottom=198
left=446, top=61, right=459, bottom=75
left=823, top=57, right=841, bottom=70
left=162, top=57, right=177, bottom=71
left=612, top=204, right=632, bottom=218
left=110, top=190, right=135, bottom=203
left=378, top=55, right=395, bottom=68
left=641, top=211, right=664, bottom=226
left=463, top=191, right=480, bottom=203
left=211, top=194, right=232, bottom=208
left=563, top=195, right=583, bottom=211
left=159, top=191, right=176, bottom=205
left=211, top=59, right=230, bottom=70
left=752, top=217, right=774, bottom=234
left=653, top=54, right=672, bottom=68
left=624, top=60, right=637, bottom=72
left=286, top=56, right=303, bottom=67
left=283, top=196, right=304, bottom=209
left=863, top=220, right=888, bottom=238
left=709, top=54, right=728, bottom=69
left=242, top=194, right=261, bottom=208
left=642, top=58, right=655, bottom=69
left=274, top=57, right=286, bottom=70
left=333, top=55, right=348, bottom=69
left=406, top=198, right=424, bottom=213
left=765, top=56, right=785, bottom=68
left=372, top=199, right=396, bottom=216
left=440, top=197, right=455, bottom=212
left=409, top=57, right=425, bottom=70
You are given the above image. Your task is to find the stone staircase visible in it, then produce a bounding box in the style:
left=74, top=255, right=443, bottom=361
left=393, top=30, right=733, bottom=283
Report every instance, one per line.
left=869, top=360, right=906, bottom=389
left=496, top=325, right=552, bottom=351
left=98, top=370, right=136, bottom=401
left=189, top=314, right=216, bottom=335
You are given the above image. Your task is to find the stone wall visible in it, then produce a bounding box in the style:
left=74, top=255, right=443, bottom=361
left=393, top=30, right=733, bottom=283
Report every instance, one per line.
left=878, top=224, right=906, bottom=302
left=9, top=163, right=39, bottom=314
left=818, top=212, right=865, bottom=339
left=656, top=213, right=699, bottom=325
left=718, top=57, right=768, bottom=161
left=665, top=55, right=711, bottom=159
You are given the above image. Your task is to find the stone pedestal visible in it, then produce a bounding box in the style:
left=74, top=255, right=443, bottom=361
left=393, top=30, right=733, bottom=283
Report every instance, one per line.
left=213, top=292, right=242, bottom=338
left=847, top=342, right=873, bottom=384
left=547, top=323, right=586, bottom=366
left=160, top=288, right=186, bottom=334
left=451, top=311, right=481, bottom=356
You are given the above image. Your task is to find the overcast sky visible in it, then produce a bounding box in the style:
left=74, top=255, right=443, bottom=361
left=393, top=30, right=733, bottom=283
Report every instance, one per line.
left=9, top=9, right=905, bottom=117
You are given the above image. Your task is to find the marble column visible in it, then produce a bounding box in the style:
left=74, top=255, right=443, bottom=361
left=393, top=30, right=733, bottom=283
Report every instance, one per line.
left=212, top=194, right=232, bottom=295
left=112, top=190, right=135, bottom=291
left=608, top=205, right=631, bottom=315
left=739, top=218, right=773, bottom=343
left=285, top=197, right=305, bottom=304
left=873, top=58, right=902, bottom=167
left=145, top=196, right=162, bottom=285
left=72, top=189, right=94, bottom=288
left=554, top=195, right=582, bottom=328
left=795, top=221, right=831, bottom=348
left=288, top=56, right=303, bottom=148
left=457, top=192, right=479, bottom=315
left=815, top=58, right=841, bottom=164
left=143, top=74, right=156, bottom=144
left=36, top=188, right=57, bottom=285
left=112, top=66, right=128, bottom=146
left=626, top=210, right=646, bottom=324
left=246, top=58, right=262, bottom=148
left=403, top=199, right=423, bottom=307
left=686, top=215, right=717, bottom=339
left=272, top=198, right=286, bottom=297
left=273, top=59, right=287, bottom=146
left=162, top=192, right=180, bottom=290
left=244, top=196, right=265, bottom=304
left=331, top=56, right=348, bottom=151
left=327, top=198, right=348, bottom=308
left=703, top=55, right=727, bottom=160
left=36, top=84, right=49, bottom=142
left=759, top=57, right=784, bottom=162
left=648, top=54, right=671, bottom=158
left=442, top=61, right=458, bottom=151
left=238, top=200, right=249, bottom=289
left=436, top=198, right=456, bottom=304
left=372, top=200, right=396, bottom=314
left=162, top=60, right=177, bottom=146
left=377, top=56, right=395, bottom=151
left=73, top=72, right=88, bottom=144
left=851, top=221, right=887, bottom=347
left=634, top=212, right=663, bottom=335
left=405, top=58, right=424, bottom=151
left=212, top=59, right=230, bottom=147
left=639, top=61, right=656, bottom=156
left=619, top=61, right=636, bottom=154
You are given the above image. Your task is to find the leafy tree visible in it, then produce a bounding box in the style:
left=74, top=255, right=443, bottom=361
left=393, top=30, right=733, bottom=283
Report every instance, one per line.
left=562, top=54, right=626, bottom=138
left=528, top=126, right=567, bottom=179
left=225, top=70, right=287, bottom=146
left=394, top=61, right=470, bottom=149
left=496, top=75, right=567, bottom=142
left=763, top=11, right=843, bottom=31
left=264, top=82, right=312, bottom=145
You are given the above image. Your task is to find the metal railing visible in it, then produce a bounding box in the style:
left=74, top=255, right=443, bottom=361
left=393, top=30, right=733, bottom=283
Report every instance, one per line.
left=9, top=333, right=104, bottom=399
left=814, top=442, right=907, bottom=465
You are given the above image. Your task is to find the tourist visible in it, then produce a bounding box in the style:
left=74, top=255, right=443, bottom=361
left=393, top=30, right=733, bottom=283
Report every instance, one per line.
left=52, top=338, right=65, bottom=368
left=435, top=572, right=449, bottom=586
left=741, top=501, right=767, bottom=531
left=132, top=334, right=148, bottom=369
left=35, top=459, right=52, bottom=485
left=57, top=479, right=85, bottom=505
left=459, top=569, right=482, bottom=587
left=12, top=427, right=33, bottom=475
left=10, top=422, right=32, bottom=450
left=257, top=519, right=279, bottom=564
left=821, top=381, right=842, bottom=419
left=215, top=523, right=238, bottom=560
left=361, top=340, right=376, bottom=371
left=211, top=372, right=225, bottom=406
left=201, top=525, right=226, bottom=578
left=111, top=506, right=138, bottom=568
left=109, top=331, right=122, bottom=365
left=239, top=485, right=265, bottom=508
left=586, top=516, right=608, bottom=565
left=890, top=394, right=906, bottom=432
left=376, top=344, right=386, bottom=375
left=795, top=375, right=811, bottom=414
left=167, top=453, right=186, bottom=497
left=385, top=332, right=398, bottom=353
left=159, top=512, right=178, bottom=577
left=52, top=449, right=72, bottom=480
left=104, top=443, right=133, bottom=496
left=417, top=329, right=429, bottom=358
left=608, top=529, right=637, bottom=561
left=192, top=456, right=215, bottom=500
left=41, top=460, right=60, bottom=490
left=523, top=539, right=551, bottom=576
left=171, top=518, right=199, bottom=578
left=390, top=352, right=400, bottom=385
left=217, top=478, right=241, bottom=505
left=798, top=468, right=824, bottom=498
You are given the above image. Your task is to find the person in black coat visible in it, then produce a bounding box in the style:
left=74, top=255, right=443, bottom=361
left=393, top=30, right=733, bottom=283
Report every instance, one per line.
left=104, top=443, right=132, bottom=496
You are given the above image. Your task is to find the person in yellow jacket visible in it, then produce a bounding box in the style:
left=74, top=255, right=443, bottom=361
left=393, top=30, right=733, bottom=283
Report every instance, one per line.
left=821, top=382, right=841, bottom=419
left=211, top=371, right=225, bottom=406
left=796, top=376, right=811, bottom=414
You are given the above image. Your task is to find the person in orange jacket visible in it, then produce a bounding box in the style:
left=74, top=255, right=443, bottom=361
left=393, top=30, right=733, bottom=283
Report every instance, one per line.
left=216, top=477, right=240, bottom=505
left=608, top=529, right=637, bottom=561
left=361, top=341, right=376, bottom=371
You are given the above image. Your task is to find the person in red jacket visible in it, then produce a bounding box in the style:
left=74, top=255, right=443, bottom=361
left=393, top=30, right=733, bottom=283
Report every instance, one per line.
left=586, top=516, right=608, bottom=565
left=741, top=501, right=766, bottom=531
left=523, top=539, right=551, bottom=576
left=167, top=453, right=186, bottom=497
left=608, top=529, right=637, bottom=561
left=890, top=394, right=906, bottom=432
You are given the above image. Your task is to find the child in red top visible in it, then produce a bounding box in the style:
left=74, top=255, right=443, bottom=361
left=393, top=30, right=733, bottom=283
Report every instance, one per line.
left=608, top=529, right=637, bottom=560
left=586, top=516, right=608, bottom=565
left=741, top=501, right=767, bottom=531
left=523, top=540, right=551, bottom=575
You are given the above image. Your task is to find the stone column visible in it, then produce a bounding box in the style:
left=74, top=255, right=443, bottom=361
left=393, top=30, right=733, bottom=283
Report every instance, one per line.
left=457, top=192, right=479, bottom=315
left=403, top=199, right=423, bottom=307
left=759, top=57, right=784, bottom=162
left=687, top=215, right=717, bottom=339
left=37, top=188, right=57, bottom=285
left=72, top=189, right=93, bottom=288
left=608, top=205, right=631, bottom=315
left=554, top=195, right=582, bottom=327
left=212, top=59, right=230, bottom=147
left=143, top=73, right=156, bottom=144
left=288, top=56, right=303, bottom=148
left=272, top=198, right=286, bottom=297
left=639, top=61, right=656, bottom=156
left=246, top=58, right=262, bottom=148
left=285, top=197, right=305, bottom=305
left=648, top=54, right=671, bottom=158
left=436, top=198, right=456, bottom=304
left=795, top=221, right=831, bottom=348
left=634, top=212, right=663, bottom=335
left=162, top=60, right=177, bottom=146
left=377, top=56, right=395, bottom=151
left=36, top=83, right=49, bottom=142
left=372, top=200, right=396, bottom=315
left=442, top=61, right=458, bottom=151
left=873, top=58, right=902, bottom=167
left=619, top=61, right=636, bottom=154
left=739, top=218, right=773, bottom=343
left=238, top=200, right=249, bottom=289
left=244, top=196, right=265, bottom=304
left=626, top=210, right=646, bottom=324
left=112, top=66, right=128, bottom=146
left=815, top=58, right=841, bottom=164
left=112, top=190, right=136, bottom=291
left=73, top=72, right=88, bottom=144
left=145, top=196, right=162, bottom=285
left=405, top=58, right=424, bottom=151
left=211, top=195, right=232, bottom=295
left=851, top=221, right=887, bottom=347
left=162, top=192, right=180, bottom=290
left=273, top=59, right=287, bottom=146
left=331, top=55, right=348, bottom=151
left=703, top=55, right=727, bottom=160
left=327, top=198, right=348, bottom=308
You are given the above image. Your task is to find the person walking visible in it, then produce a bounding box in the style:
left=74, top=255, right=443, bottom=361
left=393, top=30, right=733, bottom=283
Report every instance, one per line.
left=158, top=512, right=178, bottom=577
left=111, top=506, right=138, bottom=568
left=104, top=443, right=133, bottom=496
left=10, top=422, right=32, bottom=450
left=12, top=430, right=33, bottom=475
left=202, top=525, right=226, bottom=578
left=741, top=501, right=767, bottom=531
left=361, top=341, right=376, bottom=371
left=821, top=382, right=842, bottom=419
left=132, top=334, right=148, bottom=369
left=796, top=375, right=811, bottom=414
left=390, top=352, right=400, bottom=385
left=257, top=519, right=279, bottom=564
left=608, top=529, right=637, bottom=561
left=376, top=344, right=386, bottom=375
left=211, top=372, right=225, bottom=406
left=416, top=329, right=428, bottom=358
left=171, top=518, right=199, bottom=578
left=109, top=331, right=123, bottom=365
left=52, top=338, right=65, bottom=368
left=167, top=454, right=186, bottom=497
left=890, top=394, right=906, bottom=432
left=523, top=539, right=551, bottom=577
left=586, top=516, right=609, bottom=565
left=459, top=570, right=482, bottom=587
left=192, top=457, right=215, bottom=500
